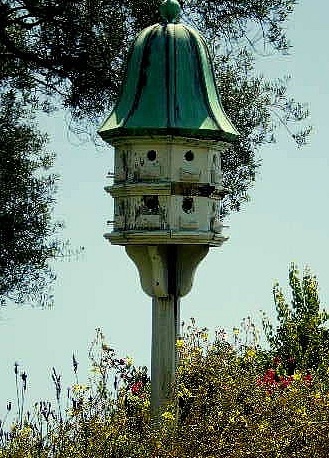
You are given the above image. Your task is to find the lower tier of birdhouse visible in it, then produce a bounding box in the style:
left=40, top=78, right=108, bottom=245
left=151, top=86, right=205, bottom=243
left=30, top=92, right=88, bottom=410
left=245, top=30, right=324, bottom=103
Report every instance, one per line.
left=105, top=190, right=227, bottom=247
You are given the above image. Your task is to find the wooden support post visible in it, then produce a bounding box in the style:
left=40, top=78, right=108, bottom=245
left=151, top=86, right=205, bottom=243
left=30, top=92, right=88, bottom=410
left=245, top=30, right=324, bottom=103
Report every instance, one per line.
left=151, top=293, right=180, bottom=419
left=125, top=244, right=208, bottom=422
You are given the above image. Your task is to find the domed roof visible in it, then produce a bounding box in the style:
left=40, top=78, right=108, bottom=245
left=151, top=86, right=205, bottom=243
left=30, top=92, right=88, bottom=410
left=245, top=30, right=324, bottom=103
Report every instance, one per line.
left=98, top=1, right=239, bottom=143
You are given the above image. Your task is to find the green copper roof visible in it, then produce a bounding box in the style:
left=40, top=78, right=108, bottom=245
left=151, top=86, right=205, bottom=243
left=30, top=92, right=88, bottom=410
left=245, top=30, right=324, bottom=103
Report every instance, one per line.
left=98, top=7, right=239, bottom=143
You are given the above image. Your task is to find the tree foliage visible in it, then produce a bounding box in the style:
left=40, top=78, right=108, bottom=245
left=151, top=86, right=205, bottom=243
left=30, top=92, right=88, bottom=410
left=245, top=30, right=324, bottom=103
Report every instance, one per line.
left=0, top=0, right=311, bottom=215
left=0, top=0, right=312, bottom=299
left=0, top=90, right=60, bottom=305
left=263, top=263, right=329, bottom=375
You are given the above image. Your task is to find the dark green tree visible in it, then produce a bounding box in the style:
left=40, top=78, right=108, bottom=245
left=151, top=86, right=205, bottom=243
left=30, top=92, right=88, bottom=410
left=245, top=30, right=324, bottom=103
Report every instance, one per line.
left=0, top=90, right=60, bottom=305
left=263, top=263, right=329, bottom=373
left=0, top=0, right=311, bottom=301
left=0, top=0, right=310, bottom=215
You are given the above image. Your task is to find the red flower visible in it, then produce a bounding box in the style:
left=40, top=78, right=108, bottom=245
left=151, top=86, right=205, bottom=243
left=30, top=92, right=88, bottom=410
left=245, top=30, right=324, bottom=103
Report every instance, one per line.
left=264, top=369, right=276, bottom=380
left=131, top=381, right=143, bottom=395
left=260, top=369, right=277, bottom=384
left=257, top=369, right=294, bottom=392
left=257, top=364, right=313, bottom=394
left=257, top=368, right=278, bottom=392
left=279, top=376, right=293, bottom=389
left=304, top=373, right=313, bottom=385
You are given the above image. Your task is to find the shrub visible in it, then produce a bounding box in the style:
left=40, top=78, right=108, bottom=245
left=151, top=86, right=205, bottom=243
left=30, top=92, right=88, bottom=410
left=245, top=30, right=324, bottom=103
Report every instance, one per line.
left=1, top=267, right=329, bottom=457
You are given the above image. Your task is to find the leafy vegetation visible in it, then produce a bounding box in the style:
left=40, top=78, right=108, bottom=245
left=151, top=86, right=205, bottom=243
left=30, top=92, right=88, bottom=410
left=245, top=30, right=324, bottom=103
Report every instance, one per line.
left=1, top=265, right=329, bottom=457
left=0, top=0, right=311, bottom=216
left=0, top=0, right=312, bottom=301
left=0, top=90, right=61, bottom=305
left=263, top=263, right=329, bottom=376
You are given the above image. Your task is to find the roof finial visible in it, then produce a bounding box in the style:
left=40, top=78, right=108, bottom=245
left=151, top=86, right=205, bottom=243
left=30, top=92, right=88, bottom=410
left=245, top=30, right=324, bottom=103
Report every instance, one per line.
left=159, top=0, right=181, bottom=23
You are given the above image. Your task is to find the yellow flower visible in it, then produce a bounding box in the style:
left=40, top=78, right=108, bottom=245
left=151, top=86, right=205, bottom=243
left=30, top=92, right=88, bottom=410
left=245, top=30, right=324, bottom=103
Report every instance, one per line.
left=90, top=365, right=101, bottom=374
left=143, top=399, right=150, bottom=409
left=233, top=327, right=240, bottom=336
left=19, top=426, right=32, bottom=437
left=72, top=384, right=89, bottom=393
left=178, top=385, right=192, bottom=398
left=176, top=339, right=184, bottom=348
left=161, top=411, right=175, bottom=421
left=201, top=332, right=209, bottom=341
left=292, top=371, right=302, bottom=382
left=245, top=348, right=256, bottom=359
left=125, top=356, right=133, bottom=367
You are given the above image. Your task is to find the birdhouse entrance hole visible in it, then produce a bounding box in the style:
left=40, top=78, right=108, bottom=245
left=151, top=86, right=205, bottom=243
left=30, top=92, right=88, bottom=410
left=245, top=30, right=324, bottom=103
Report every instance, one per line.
left=143, top=195, right=159, bottom=214
left=182, top=197, right=194, bottom=213
left=147, top=150, right=157, bottom=161
left=184, top=150, right=194, bottom=161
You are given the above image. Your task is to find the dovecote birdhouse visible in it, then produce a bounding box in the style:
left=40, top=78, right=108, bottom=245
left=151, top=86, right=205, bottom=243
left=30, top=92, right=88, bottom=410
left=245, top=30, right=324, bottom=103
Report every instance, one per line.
left=98, top=0, right=239, bottom=248
left=98, top=0, right=239, bottom=419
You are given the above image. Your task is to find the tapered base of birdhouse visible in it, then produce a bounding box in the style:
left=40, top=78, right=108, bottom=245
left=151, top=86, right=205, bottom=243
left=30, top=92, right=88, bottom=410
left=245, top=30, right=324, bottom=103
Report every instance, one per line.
left=124, top=244, right=209, bottom=298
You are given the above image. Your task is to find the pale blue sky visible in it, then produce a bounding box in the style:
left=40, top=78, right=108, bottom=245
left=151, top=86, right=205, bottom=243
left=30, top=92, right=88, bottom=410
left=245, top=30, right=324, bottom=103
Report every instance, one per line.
left=0, top=1, right=328, bottom=412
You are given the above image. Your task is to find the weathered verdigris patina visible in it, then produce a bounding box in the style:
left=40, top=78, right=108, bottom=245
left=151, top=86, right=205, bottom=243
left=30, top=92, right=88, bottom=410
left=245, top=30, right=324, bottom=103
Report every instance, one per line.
left=98, top=0, right=238, bottom=143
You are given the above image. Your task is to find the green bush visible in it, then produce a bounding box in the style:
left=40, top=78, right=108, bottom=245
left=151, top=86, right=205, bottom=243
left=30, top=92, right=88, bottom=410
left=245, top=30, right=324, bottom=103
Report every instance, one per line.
left=263, top=263, right=329, bottom=375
